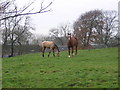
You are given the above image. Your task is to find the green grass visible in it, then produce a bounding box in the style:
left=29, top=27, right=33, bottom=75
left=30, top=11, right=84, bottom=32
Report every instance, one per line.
left=2, top=47, right=118, bottom=88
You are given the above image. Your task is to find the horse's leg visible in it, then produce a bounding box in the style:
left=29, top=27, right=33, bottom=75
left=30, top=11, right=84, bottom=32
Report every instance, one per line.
left=75, top=45, right=77, bottom=55
left=48, top=48, right=52, bottom=57
left=42, top=47, right=45, bottom=57
left=53, top=48, right=55, bottom=57
left=72, top=46, right=74, bottom=57
left=68, top=46, right=71, bottom=58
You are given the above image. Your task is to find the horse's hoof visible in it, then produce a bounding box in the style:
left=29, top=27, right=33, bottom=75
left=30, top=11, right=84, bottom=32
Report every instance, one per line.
left=68, top=55, right=71, bottom=58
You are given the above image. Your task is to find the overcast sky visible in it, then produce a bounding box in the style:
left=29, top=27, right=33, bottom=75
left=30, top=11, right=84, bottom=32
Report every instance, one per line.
left=17, top=0, right=119, bottom=36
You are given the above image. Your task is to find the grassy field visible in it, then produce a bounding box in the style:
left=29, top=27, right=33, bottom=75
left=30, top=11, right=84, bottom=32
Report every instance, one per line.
left=2, top=47, right=118, bottom=88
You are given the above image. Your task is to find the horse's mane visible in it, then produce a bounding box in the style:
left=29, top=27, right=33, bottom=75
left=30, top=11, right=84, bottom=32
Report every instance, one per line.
left=54, top=44, right=60, bottom=52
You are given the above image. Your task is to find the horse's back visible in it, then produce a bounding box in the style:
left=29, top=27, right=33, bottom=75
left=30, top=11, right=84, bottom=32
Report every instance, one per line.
left=72, top=37, right=78, bottom=46
left=41, top=41, right=55, bottom=48
left=73, top=37, right=78, bottom=45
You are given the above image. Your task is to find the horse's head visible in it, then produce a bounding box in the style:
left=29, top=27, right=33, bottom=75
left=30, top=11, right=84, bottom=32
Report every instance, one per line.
left=54, top=44, right=60, bottom=57
left=67, top=33, right=71, bottom=36
left=56, top=50, right=60, bottom=56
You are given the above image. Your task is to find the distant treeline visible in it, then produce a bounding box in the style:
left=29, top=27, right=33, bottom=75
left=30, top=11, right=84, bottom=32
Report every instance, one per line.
left=2, top=45, right=41, bottom=57
left=2, top=45, right=70, bottom=57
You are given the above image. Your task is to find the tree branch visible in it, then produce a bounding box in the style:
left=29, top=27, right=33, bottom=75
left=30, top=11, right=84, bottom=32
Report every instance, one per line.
left=0, top=0, right=53, bottom=21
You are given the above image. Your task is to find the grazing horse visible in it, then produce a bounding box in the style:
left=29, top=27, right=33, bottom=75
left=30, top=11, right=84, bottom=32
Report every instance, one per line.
left=39, top=41, right=60, bottom=57
left=67, top=33, right=78, bottom=57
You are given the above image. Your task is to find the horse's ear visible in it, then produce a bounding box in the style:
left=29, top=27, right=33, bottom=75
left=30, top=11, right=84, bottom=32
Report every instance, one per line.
left=68, top=33, right=71, bottom=35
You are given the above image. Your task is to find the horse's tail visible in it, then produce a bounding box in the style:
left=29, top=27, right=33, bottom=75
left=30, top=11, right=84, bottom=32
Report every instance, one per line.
left=39, top=42, right=43, bottom=47
left=39, top=43, right=41, bottom=46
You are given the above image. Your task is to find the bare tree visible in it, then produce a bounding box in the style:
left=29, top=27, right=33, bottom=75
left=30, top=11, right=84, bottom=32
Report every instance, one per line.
left=74, top=10, right=103, bottom=48
left=102, top=11, right=118, bottom=46
left=49, top=23, right=72, bottom=45
left=49, top=28, right=64, bottom=45
left=73, top=10, right=118, bottom=48
left=1, top=0, right=53, bottom=57
left=49, top=28, right=59, bottom=38
left=58, top=23, right=73, bottom=38
left=2, top=15, right=33, bottom=56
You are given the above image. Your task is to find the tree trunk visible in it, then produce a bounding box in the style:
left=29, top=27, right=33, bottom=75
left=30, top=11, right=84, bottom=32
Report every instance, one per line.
left=10, top=41, right=14, bottom=57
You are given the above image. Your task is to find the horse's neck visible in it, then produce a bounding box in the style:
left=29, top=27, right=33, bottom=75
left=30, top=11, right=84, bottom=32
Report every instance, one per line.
left=68, top=35, right=72, bottom=40
left=55, top=47, right=59, bottom=52
left=54, top=44, right=59, bottom=52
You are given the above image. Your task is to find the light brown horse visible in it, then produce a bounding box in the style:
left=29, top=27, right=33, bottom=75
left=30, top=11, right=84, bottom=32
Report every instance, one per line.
left=40, top=41, right=60, bottom=57
left=67, top=33, right=78, bottom=57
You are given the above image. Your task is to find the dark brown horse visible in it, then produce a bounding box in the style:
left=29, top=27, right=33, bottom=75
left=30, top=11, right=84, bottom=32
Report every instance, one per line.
left=39, top=41, right=60, bottom=57
left=67, top=33, right=78, bottom=57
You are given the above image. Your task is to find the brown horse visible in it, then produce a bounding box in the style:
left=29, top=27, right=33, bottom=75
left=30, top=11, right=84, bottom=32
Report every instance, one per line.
left=67, top=33, right=78, bottom=57
left=39, top=41, right=60, bottom=57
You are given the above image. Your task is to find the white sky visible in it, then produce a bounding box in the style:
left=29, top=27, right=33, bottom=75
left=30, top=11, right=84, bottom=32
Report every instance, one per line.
left=17, top=0, right=119, bottom=36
